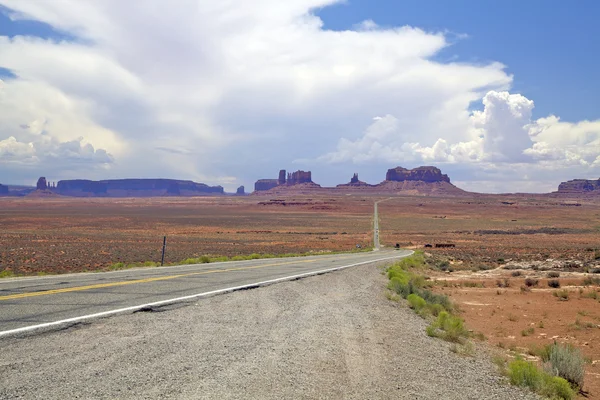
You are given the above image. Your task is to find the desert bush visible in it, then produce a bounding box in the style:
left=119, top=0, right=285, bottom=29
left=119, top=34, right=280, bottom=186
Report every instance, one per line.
left=511, top=271, right=523, bottom=277
left=548, top=279, right=561, bottom=288
left=109, top=262, right=125, bottom=270
left=407, top=293, right=427, bottom=312
left=521, top=327, right=535, bottom=336
left=553, top=289, right=570, bottom=301
left=508, top=359, right=575, bottom=400
left=544, top=343, right=585, bottom=390
left=548, top=271, right=561, bottom=278
left=0, top=270, right=16, bottom=278
left=520, top=285, right=531, bottom=293
left=582, top=290, right=598, bottom=299
left=524, top=278, right=539, bottom=287
left=590, top=268, right=600, bottom=274
left=595, top=250, right=600, bottom=260
left=426, top=311, right=468, bottom=343
left=496, top=278, right=511, bottom=288
left=583, top=276, right=600, bottom=286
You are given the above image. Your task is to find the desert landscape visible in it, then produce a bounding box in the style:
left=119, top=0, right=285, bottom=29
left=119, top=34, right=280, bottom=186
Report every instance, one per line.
left=2, top=166, right=600, bottom=398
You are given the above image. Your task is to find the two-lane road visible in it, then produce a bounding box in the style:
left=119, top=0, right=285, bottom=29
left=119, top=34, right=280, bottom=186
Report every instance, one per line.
left=0, top=250, right=411, bottom=336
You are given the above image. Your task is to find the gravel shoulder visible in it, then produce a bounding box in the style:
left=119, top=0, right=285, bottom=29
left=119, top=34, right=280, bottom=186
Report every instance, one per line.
left=0, top=262, right=538, bottom=399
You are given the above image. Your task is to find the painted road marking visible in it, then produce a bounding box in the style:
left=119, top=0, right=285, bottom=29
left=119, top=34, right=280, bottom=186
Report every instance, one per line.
left=0, top=259, right=317, bottom=301
left=0, top=252, right=412, bottom=338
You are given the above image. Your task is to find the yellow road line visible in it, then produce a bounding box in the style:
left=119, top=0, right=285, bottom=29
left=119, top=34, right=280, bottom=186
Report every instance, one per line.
left=0, top=259, right=317, bottom=301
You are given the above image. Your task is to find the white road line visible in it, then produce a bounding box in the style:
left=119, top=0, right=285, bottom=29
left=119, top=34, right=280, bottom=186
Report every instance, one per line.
left=0, top=252, right=412, bottom=338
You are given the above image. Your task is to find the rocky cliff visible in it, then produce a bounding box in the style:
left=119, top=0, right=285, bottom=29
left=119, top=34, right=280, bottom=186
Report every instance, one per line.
left=254, top=169, right=317, bottom=192
left=56, top=179, right=224, bottom=197
left=385, top=166, right=451, bottom=183
left=556, top=179, right=600, bottom=194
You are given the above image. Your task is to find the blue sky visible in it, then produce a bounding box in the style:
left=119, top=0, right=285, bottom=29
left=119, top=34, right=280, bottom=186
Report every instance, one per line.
left=0, top=1, right=599, bottom=193
left=317, top=0, right=600, bottom=122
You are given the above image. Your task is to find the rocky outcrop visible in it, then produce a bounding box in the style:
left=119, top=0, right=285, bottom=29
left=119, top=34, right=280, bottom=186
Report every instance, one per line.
left=236, top=186, right=245, bottom=195
left=0, top=184, right=8, bottom=195
left=36, top=177, right=48, bottom=190
left=254, top=169, right=317, bottom=192
left=255, top=179, right=279, bottom=192
left=336, top=173, right=373, bottom=188
left=556, top=179, right=600, bottom=194
left=287, top=170, right=312, bottom=185
left=56, top=179, right=224, bottom=197
left=385, top=166, right=451, bottom=183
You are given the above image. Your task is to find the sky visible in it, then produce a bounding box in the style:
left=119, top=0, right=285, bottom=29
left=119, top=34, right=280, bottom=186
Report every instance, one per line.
left=0, top=0, right=599, bottom=193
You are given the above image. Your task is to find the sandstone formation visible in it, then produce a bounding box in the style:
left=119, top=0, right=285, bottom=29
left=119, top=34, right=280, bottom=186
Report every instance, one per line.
left=254, top=169, right=318, bottom=192
left=556, top=178, right=600, bottom=194
left=385, top=166, right=451, bottom=183
left=236, top=186, right=245, bottom=195
left=56, top=179, right=224, bottom=197
left=254, top=179, right=279, bottom=192
left=0, top=184, right=8, bottom=195
left=336, top=173, right=373, bottom=188
left=36, top=177, right=48, bottom=190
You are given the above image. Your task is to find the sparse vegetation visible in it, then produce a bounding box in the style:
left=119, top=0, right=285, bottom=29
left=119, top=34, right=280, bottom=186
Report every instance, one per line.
left=524, top=278, right=539, bottom=287
left=521, top=327, right=535, bottom=336
left=548, top=279, right=561, bottom=288
left=507, top=359, right=575, bottom=400
left=553, top=289, right=570, bottom=301
left=387, top=254, right=470, bottom=345
left=542, top=343, right=586, bottom=390
left=0, top=270, right=16, bottom=278
left=548, top=271, right=561, bottom=278
left=496, top=278, right=511, bottom=288
left=511, top=270, right=522, bottom=277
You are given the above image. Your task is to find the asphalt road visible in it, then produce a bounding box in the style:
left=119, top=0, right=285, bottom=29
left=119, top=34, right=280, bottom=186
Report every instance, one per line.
left=0, top=249, right=411, bottom=337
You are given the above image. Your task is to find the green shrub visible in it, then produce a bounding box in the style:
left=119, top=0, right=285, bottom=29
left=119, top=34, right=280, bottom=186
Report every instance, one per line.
left=508, top=360, right=543, bottom=391
left=541, top=375, right=575, bottom=400
left=544, top=343, right=585, bottom=389
left=508, top=360, right=576, bottom=399
left=427, top=311, right=468, bottom=343
left=0, top=270, right=16, bottom=278
left=553, top=289, right=569, bottom=300
left=109, top=262, right=125, bottom=270
left=407, top=294, right=426, bottom=311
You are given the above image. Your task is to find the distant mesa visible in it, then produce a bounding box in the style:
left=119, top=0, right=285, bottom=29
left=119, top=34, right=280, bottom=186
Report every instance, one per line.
left=55, top=179, right=224, bottom=197
left=556, top=178, right=600, bottom=195
left=254, top=169, right=320, bottom=192
left=0, top=183, right=8, bottom=195
left=236, top=185, right=245, bottom=195
left=385, top=166, right=450, bottom=183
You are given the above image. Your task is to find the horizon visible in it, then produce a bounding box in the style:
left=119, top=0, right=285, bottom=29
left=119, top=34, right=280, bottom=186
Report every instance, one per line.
left=1, top=1, right=599, bottom=193
left=3, top=163, right=596, bottom=195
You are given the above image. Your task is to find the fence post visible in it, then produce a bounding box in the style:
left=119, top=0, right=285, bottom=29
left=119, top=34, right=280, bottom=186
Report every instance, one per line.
left=161, top=236, right=167, bottom=266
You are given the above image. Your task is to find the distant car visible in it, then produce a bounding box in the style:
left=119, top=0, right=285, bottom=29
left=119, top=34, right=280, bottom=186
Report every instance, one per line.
left=424, top=244, right=433, bottom=248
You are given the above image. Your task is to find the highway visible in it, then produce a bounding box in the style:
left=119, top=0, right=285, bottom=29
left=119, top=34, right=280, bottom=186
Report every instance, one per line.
left=0, top=249, right=411, bottom=337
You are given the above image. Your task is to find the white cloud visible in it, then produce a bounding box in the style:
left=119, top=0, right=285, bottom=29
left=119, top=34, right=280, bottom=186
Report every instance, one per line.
left=318, top=90, right=600, bottom=191
left=0, top=1, right=597, bottom=191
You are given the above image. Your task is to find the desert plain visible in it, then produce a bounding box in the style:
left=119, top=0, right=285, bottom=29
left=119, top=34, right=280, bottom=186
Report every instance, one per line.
left=1, top=193, right=600, bottom=398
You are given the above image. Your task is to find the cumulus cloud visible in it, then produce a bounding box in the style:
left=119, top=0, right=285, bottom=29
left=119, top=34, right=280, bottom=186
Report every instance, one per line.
left=319, top=90, right=600, bottom=191
left=0, top=0, right=597, bottom=191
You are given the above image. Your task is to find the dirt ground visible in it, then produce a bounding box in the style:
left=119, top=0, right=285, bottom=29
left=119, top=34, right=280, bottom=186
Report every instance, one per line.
left=428, top=268, right=600, bottom=399
left=0, top=196, right=375, bottom=275
left=2, top=192, right=600, bottom=397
